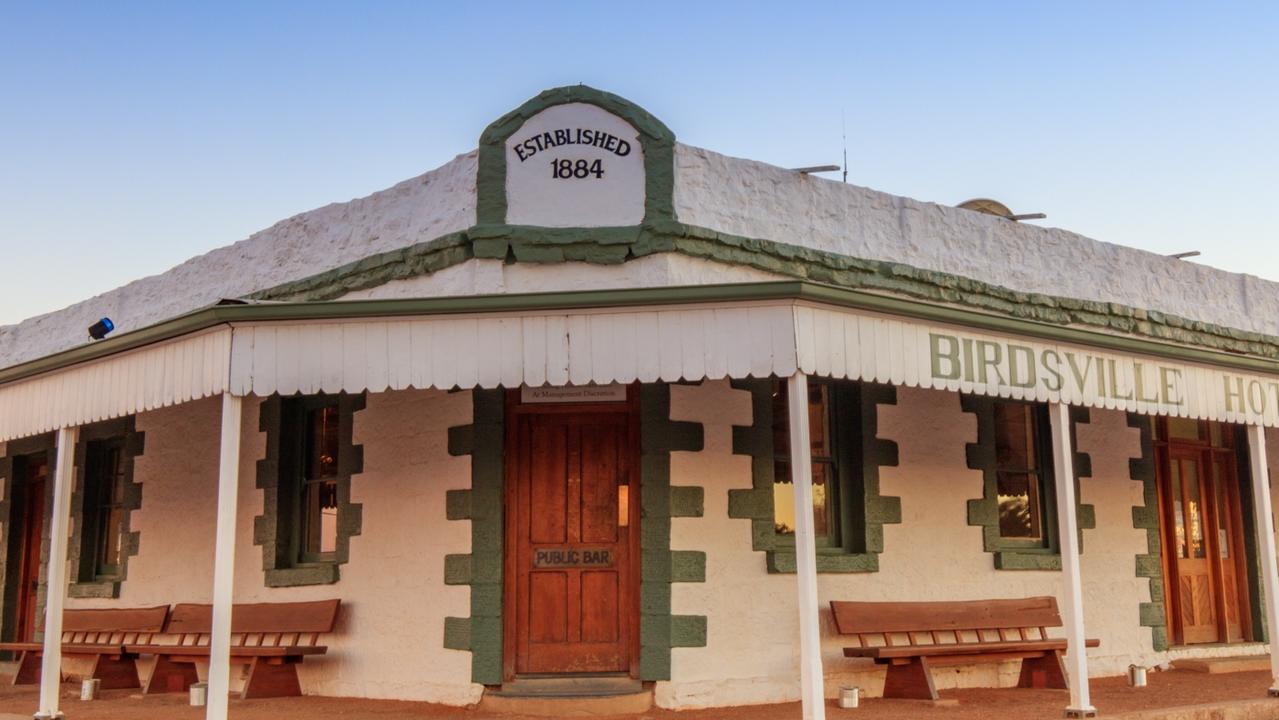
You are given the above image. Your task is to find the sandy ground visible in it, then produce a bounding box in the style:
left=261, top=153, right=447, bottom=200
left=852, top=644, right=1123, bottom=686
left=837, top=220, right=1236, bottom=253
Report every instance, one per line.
left=0, top=670, right=1273, bottom=719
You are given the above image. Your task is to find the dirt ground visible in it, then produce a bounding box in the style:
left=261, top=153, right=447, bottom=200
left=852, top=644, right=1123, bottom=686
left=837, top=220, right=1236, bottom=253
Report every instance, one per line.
left=0, top=670, right=1272, bottom=720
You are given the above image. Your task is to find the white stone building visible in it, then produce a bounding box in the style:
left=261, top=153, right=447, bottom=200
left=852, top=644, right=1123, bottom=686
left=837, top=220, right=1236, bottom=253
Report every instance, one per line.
left=3, top=86, right=1279, bottom=719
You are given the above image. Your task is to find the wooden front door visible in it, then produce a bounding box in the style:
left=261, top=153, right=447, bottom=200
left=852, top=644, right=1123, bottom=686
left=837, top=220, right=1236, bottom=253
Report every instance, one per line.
left=12, top=454, right=48, bottom=642
left=1157, top=420, right=1252, bottom=645
left=505, top=393, right=639, bottom=678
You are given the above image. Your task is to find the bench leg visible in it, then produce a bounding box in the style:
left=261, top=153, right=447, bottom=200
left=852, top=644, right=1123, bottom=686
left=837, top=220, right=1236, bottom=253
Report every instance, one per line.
left=882, top=657, right=939, bottom=701
left=144, top=655, right=199, bottom=694
left=241, top=657, right=302, bottom=699
left=89, top=653, right=142, bottom=690
left=1018, top=650, right=1069, bottom=690
left=11, top=650, right=41, bottom=685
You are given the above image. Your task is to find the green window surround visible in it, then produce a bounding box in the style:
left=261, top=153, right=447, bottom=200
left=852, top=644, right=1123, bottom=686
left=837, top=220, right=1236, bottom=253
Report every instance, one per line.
left=963, top=396, right=1094, bottom=570
left=68, top=417, right=144, bottom=599
left=254, top=393, right=365, bottom=587
left=729, top=378, right=901, bottom=573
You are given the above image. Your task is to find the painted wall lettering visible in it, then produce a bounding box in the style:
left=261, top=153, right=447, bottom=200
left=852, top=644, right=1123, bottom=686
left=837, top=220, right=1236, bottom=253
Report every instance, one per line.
left=930, top=332, right=1198, bottom=409
left=505, top=102, right=645, bottom=227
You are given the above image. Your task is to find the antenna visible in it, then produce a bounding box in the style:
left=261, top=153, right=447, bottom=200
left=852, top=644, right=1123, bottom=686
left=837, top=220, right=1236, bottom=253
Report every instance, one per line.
left=841, top=110, right=848, bottom=183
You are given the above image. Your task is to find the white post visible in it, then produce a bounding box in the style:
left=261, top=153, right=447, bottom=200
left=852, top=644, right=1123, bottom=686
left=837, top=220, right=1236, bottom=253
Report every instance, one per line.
left=1245, top=424, right=1279, bottom=696
left=35, top=425, right=77, bottom=720
left=206, top=394, right=243, bottom=720
left=788, top=372, right=826, bottom=720
left=1048, top=402, right=1094, bottom=718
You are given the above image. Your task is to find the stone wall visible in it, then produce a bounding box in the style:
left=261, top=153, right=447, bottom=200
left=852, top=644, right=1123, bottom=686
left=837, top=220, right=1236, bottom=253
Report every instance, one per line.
left=672, top=143, right=1279, bottom=338
left=0, top=151, right=477, bottom=369
left=61, top=389, right=481, bottom=704
left=658, top=379, right=1270, bottom=709
left=10, top=381, right=1276, bottom=709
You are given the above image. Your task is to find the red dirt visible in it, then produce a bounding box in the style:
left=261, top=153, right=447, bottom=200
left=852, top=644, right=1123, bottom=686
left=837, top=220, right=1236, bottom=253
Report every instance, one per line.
left=0, top=670, right=1272, bottom=719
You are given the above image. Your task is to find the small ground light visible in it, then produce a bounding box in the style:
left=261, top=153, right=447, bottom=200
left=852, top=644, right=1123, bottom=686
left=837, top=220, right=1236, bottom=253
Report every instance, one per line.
left=88, top=317, right=115, bottom=340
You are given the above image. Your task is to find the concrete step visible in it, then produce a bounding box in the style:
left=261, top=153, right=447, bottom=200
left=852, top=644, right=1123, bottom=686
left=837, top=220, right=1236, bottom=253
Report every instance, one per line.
left=1171, top=654, right=1270, bottom=673
left=481, top=676, right=652, bottom=716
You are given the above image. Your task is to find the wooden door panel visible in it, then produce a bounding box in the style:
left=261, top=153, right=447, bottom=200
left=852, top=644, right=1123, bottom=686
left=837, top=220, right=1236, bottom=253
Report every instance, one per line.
left=528, top=572, right=569, bottom=643
left=510, top=404, right=636, bottom=677
left=529, top=423, right=569, bottom=544
left=581, top=571, right=619, bottom=643
left=580, top=424, right=621, bottom=545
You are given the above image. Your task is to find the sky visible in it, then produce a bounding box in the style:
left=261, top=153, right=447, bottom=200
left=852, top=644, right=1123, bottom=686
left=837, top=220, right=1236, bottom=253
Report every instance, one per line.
left=1, top=2, right=1276, bottom=326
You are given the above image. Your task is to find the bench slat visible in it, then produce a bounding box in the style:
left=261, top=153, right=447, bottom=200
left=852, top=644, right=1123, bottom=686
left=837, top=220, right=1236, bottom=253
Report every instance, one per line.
left=843, top=638, right=1101, bottom=659
left=830, top=596, right=1063, bottom=635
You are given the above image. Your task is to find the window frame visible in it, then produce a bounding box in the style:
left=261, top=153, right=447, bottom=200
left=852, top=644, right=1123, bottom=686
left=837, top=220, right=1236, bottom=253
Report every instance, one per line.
left=68, top=416, right=144, bottom=599
left=768, top=378, right=871, bottom=556
left=770, top=378, right=843, bottom=550
left=83, top=437, right=128, bottom=580
left=990, top=400, right=1059, bottom=552
left=256, top=392, right=365, bottom=587
left=962, top=395, right=1094, bottom=571
left=287, top=397, right=342, bottom=566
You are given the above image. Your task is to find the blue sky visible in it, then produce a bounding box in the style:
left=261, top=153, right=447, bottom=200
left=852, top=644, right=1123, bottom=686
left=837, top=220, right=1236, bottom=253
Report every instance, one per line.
left=1, top=2, right=1275, bottom=326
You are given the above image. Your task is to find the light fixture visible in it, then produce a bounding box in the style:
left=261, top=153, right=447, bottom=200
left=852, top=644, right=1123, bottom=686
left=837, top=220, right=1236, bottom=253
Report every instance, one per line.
left=88, top=317, right=115, bottom=341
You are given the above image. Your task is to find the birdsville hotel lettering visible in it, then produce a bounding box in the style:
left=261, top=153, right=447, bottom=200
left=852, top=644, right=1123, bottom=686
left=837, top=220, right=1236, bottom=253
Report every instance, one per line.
left=5, top=86, right=1279, bottom=720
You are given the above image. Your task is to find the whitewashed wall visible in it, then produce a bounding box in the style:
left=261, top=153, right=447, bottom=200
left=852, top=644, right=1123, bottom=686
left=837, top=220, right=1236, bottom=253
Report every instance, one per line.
left=0, top=151, right=478, bottom=370
left=29, top=381, right=1279, bottom=709
left=62, top=389, right=481, bottom=705
left=659, top=380, right=1270, bottom=709
left=673, top=143, right=1279, bottom=339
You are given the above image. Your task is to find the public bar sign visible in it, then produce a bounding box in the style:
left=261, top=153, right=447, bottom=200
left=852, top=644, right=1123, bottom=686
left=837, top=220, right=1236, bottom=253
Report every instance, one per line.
left=505, top=102, right=645, bottom=227
left=533, top=547, right=614, bottom=568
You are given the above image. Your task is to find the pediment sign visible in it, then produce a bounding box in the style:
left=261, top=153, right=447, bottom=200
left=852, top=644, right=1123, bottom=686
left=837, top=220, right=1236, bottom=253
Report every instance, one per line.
left=477, top=86, right=675, bottom=229
left=505, top=103, right=645, bottom=227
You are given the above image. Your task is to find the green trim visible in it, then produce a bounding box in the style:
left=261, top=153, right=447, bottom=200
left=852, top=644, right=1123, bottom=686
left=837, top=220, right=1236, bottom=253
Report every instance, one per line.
left=1127, top=413, right=1168, bottom=651
left=639, top=383, right=707, bottom=681
left=67, top=417, right=144, bottom=599
left=12, top=268, right=1279, bottom=394
left=1235, top=426, right=1268, bottom=645
left=728, top=379, right=901, bottom=573
left=228, top=222, right=1279, bottom=371
left=443, top=389, right=504, bottom=684
left=963, top=398, right=1095, bottom=571
left=0, top=434, right=55, bottom=643
left=253, top=393, right=365, bottom=588
left=476, top=85, right=676, bottom=226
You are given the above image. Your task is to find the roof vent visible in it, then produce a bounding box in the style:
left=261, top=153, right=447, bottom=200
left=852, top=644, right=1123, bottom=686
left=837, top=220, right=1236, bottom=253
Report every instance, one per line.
left=957, top=198, right=1046, bottom=222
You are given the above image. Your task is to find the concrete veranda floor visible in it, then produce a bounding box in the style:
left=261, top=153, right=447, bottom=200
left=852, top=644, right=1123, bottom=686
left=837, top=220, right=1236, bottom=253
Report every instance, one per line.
left=0, top=670, right=1276, bottom=720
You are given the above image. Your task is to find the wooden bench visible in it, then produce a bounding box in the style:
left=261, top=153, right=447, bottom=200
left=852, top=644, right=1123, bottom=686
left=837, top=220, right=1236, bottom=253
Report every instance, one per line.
left=0, top=605, right=168, bottom=688
left=125, top=599, right=340, bottom=698
left=830, top=596, right=1100, bottom=701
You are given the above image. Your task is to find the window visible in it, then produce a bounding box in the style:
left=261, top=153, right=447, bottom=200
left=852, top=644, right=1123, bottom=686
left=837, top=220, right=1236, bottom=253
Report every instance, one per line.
left=299, top=403, right=340, bottom=562
left=69, top=417, right=143, bottom=598
left=993, top=401, right=1049, bottom=544
left=256, top=393, right=364, bottom=587
left=771, top=379, right=839, bottom=545
left=963, top=396, right=1093, bottom=570
left=84, top=438, right=127, bottom=578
